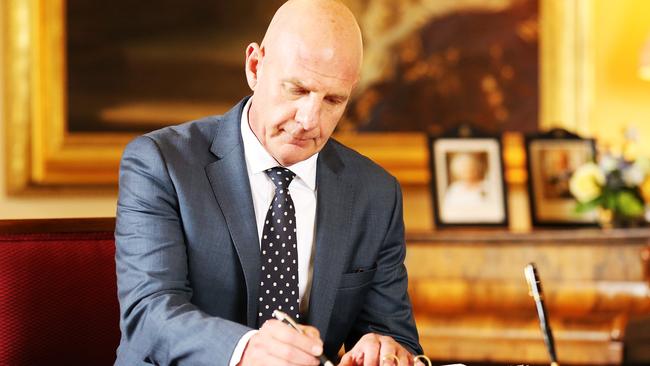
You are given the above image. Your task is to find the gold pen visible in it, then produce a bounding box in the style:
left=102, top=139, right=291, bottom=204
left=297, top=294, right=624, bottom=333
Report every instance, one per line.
left=524, top=263, right=559, bottom=366
left=272, top=310, right=334, bottom=366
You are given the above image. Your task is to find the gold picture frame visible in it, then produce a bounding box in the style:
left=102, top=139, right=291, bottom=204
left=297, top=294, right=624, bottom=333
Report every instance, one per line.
left=3, top=0, right=591, bottom=193
left=525, top=129, right=597, bottom=226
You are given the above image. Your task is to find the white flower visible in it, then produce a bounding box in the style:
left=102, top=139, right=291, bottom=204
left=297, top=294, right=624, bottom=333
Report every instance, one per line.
left=623, top=164, right=646, bottom=186
left=570, top=162, right=605, bottom=203
left=599, top=154, right=618, bottom=173
left=633, top=157, right=650, bottom=175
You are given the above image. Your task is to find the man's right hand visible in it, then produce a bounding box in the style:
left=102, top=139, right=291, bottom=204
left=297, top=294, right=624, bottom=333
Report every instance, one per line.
left=238, top=319, right=323, bottom=366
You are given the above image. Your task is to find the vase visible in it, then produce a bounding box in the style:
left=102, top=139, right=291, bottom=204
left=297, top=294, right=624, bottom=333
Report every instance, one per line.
left=597, top=208, right=614, bottom=229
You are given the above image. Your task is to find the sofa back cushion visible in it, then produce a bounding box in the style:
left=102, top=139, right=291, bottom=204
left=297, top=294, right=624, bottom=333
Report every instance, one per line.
left=0, top=231, right=119, bottom=366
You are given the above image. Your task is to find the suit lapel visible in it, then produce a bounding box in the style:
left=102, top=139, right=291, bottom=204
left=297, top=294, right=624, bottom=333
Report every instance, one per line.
left=308, top=141, right=355, bottom=335
left=204, top=98, right=261, bottom=328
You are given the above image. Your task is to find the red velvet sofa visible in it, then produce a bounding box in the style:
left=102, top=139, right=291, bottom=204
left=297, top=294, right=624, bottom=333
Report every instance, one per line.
left=0, top=218, right=119, bottom=365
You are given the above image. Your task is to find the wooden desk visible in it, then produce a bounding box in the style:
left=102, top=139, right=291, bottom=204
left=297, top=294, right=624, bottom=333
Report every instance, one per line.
left=405, top=229, right=650, bottom=365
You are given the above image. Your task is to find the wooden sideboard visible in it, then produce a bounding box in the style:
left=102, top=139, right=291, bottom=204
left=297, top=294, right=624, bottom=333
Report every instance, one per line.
left=405, top=228, right=650, bottom=365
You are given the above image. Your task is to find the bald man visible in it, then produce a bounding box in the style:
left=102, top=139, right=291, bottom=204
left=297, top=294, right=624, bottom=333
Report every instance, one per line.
left=115, top=1, right=422, bottom=365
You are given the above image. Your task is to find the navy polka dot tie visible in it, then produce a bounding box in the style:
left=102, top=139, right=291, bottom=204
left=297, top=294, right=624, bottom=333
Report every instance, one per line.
left=257, top=167, right=300, bottom=327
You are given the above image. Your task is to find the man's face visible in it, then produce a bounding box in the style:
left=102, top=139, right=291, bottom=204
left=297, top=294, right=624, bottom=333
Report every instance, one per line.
left=246, top=38, right=359, bottom=166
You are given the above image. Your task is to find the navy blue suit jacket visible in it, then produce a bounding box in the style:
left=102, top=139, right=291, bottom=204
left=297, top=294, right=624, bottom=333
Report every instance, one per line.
left=115, top=98, right=421, bottom=365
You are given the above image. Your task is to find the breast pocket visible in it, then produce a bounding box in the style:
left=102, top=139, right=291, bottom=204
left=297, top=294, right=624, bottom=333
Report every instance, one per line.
left=338, top=266, right=377, bottom=290
left=327, top=266, right=378, bottom=348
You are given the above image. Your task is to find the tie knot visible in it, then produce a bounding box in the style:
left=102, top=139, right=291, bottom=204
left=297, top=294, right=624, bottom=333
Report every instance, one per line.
left=265, top=167, right=296, bottom=189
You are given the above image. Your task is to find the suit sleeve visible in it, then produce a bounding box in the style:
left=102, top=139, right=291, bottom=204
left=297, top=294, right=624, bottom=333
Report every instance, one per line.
left=115, top=136, right=251, bottom=366
left=344, top=177, right=423, bottom=355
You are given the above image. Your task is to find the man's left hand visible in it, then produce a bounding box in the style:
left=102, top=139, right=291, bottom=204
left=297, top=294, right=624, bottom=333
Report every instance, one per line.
left=338, top=333, right=423, bottom=366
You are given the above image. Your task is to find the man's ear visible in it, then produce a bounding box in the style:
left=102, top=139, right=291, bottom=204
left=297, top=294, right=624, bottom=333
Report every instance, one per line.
left=245, top=43, right=263, bottom=91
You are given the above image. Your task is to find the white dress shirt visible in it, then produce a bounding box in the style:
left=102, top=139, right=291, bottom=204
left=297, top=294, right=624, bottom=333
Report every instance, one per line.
left=229, top=98, right=318, bottom=365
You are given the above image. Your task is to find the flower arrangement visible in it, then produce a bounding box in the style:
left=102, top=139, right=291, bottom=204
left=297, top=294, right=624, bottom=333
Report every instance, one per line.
left=569, top=138, right=650, bottom=227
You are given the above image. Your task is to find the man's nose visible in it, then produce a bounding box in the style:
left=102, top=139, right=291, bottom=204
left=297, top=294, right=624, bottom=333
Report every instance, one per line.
left=295, top=96, right=321, bottom=131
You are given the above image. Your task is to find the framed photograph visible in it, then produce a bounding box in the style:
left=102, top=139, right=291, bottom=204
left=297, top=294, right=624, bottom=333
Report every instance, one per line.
left=428, top=127, right=508, bottom=227
left=526, top=129, right=597, bottom=226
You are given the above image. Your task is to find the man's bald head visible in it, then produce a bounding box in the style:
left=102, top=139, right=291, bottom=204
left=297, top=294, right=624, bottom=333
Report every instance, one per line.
left=244, top=0, right=363, bottom=166
left=260, top=0, right=363, bottom=80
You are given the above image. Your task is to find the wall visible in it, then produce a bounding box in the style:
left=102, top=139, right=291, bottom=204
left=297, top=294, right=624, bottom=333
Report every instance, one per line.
left=590, top=0, right=650, bottom=157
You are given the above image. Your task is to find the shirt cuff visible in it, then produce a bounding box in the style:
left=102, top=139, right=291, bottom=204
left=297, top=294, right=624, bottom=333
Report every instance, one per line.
left=229, top=330, right=258, bottom=366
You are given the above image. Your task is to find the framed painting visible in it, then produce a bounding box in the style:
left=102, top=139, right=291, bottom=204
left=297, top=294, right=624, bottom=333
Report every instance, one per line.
left=3, top=0, right=589, bottom=192
left=429, top=125, right=508, bottom=227
left=525, top=128, right=597, bottom=226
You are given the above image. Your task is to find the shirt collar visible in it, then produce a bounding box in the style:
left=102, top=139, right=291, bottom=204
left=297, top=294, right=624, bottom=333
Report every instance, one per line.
left=240, top=98, right=318, bottom=191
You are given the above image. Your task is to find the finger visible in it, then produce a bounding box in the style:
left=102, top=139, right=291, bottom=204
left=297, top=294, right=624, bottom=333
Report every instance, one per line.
left=395, top=347, right=410, bottom=366
left=380, top=354, right=400, bottom=366
left=298, top=324, right=321, bottom=342
left=377, top=338, right=398, bottom=366
left=265, top=339, right=320, bottom=366
left=263, top=352, right=311, bottom=366
left=391, top=342, right=413, bottom=366
left=350, top=349, right=366, bottom=366
left=413, top=354, right=431, bottom=366
left=263, top=320, right=323, bottom=356
left=253, top=325, right=319, bottom=366
left=241, top=334, right=282, bottom=366
left=361, top=340, right=380, bottom=366
left=339, top=351, right=355, bottom=366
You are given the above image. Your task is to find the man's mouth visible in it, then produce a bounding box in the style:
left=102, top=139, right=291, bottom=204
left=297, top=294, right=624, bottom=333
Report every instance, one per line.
left=282, top=128, right=316, bottom=146
left=287, top=136, right=312, bottom=147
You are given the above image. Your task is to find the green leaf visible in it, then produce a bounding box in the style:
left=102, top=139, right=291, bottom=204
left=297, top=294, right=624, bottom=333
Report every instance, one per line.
left=603, top=190, right=617, bottom=210
left=575, top=196, right=602, bottom=214
left=616, top=191, right=645, bottom=217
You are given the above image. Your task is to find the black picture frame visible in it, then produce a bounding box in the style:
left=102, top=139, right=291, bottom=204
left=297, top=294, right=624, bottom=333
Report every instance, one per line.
left=428, top=124, right=509, bottom=228
left=525, top=128, right=598, bottom=227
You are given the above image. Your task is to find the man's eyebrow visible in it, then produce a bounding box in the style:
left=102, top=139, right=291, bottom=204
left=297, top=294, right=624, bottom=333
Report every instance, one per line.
left=282, top=79, right=349, bottom=101
left=282, top=79, right=306, bottom=88
left=326, top=93, right=348, bottom=103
